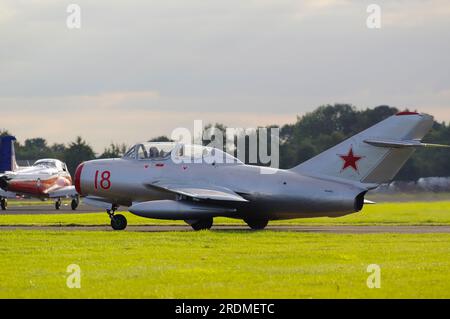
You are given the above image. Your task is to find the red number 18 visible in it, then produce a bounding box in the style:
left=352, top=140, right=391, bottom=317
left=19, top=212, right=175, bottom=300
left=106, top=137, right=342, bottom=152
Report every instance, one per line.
left=94, top=170, right=111, bottom=190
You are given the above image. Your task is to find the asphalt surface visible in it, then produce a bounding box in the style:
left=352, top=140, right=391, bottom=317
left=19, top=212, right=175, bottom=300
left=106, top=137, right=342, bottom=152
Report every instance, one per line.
left=0, top=224, right=449, bottom=233
left=1, top=204, right=450, bottom=233
left=1, top=203, right=96, bottom=215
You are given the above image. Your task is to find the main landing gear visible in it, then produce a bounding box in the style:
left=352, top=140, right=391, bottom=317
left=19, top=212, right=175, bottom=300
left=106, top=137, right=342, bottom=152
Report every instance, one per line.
left=189, top=218, right=214, bottom=231
left=107, top=206, right=127, bottom=230
left=1, top=198, right=7, bottom=210
left=71, top=196, right=79, bottom=210
left=244, top=217, right=269, bottom=230
left=186, top=217, right=268, bottom=231
left=54, top=197, right=79, bottom=210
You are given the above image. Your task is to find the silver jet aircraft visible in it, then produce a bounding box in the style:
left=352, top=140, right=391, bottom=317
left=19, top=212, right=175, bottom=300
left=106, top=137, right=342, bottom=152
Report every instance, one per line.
left=74, top=112, right=448, bottom=230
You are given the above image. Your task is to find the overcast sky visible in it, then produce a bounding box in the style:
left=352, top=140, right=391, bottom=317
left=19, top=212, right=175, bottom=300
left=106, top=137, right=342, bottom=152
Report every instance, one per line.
left=1, top=0, right=449, bottom=153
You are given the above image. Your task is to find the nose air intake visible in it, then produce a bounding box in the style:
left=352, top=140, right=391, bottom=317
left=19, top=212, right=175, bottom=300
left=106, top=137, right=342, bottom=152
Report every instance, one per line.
left=74, top=163, right=84, bottom=195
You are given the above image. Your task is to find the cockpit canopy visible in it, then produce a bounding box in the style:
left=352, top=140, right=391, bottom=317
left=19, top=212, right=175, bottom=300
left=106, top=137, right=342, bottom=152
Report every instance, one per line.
left=123, top=142, right=177, bottom=160
left=33, top=159, right=68, bottom=172
left=122, top=142, right=242, bottom=164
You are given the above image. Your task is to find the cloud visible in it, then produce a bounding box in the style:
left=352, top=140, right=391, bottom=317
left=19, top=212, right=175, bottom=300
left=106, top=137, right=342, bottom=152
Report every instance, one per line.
left=381, top=0, right=450, bottom=28
left=0, top=2, right=15, bottom=24
left=0, top=93, right=294, bottom=153
left=0, top=1, right=448, bottom=152
left=1, top=87, right=448, bottom=155
left=77, top=90, right=161, bottom=109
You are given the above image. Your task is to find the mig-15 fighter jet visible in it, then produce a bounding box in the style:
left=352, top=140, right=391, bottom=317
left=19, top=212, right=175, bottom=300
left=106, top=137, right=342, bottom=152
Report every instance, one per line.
left=74, top=112, right=449, bottom=230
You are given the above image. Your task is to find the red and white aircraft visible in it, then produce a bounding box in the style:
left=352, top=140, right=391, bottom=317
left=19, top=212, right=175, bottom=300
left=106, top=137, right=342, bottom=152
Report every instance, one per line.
left=0, top=136, right=79, bottom=210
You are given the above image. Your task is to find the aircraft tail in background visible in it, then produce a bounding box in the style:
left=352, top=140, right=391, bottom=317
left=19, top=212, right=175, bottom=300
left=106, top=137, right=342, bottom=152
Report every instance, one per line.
left=0, top=136, right=18, bottom=173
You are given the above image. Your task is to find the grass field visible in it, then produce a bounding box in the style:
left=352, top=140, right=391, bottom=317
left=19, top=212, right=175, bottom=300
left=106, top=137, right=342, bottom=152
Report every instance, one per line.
left=1, top=201, right=450, bottom=298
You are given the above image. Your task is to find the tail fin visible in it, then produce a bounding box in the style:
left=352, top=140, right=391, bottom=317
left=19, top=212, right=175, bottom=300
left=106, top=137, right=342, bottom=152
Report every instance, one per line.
left=291, top=112, right=437, bottom=185
left=0, top=136, right=18, bottom=173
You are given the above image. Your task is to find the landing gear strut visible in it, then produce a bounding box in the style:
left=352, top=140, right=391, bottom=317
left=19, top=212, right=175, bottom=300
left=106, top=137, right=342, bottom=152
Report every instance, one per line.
left=108, top=206, right=127, bottom=230
left=71, top=196, right=79, bottom=210
left=190, top=218, right=213, bottom=231
left=244, top=218, right=269, bottom=230
left=55, top=198, right=61, bottom=210
left=1, top=198, right=7, bottom=210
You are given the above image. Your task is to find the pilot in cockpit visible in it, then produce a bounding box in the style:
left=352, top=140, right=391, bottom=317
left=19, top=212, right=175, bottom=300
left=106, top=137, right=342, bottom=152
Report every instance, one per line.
left=149, top=146, right=159, bottom=159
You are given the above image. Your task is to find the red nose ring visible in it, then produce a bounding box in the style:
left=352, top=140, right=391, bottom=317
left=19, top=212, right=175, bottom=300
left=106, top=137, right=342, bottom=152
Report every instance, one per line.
left=74, top=163, right=84, bottom=195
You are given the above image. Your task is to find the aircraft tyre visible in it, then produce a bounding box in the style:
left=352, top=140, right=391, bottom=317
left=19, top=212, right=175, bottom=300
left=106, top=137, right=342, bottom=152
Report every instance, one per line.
left=71, top=198, right=79, bottom=210
left=191, top=218, right=213, bottom=231
left=1, top=198, right=7, bottom=210
left=111, top=214, right=127, bottom=230
left=55, top=199, right=61, bottom=210
left=244, top=218, right=269, bottom=230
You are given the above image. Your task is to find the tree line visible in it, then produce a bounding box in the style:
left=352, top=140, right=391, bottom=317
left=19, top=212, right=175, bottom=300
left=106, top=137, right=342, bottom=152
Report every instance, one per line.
left=1, top=104, right=449, bottom=181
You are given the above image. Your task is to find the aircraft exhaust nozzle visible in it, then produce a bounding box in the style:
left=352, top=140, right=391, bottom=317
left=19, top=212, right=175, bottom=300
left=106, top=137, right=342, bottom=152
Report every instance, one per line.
left=129, top=200, right=236, bottom=220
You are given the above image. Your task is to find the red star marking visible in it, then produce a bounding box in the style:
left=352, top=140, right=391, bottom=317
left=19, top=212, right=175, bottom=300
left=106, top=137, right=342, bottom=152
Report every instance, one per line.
left=338, top=147, right=363, bottom=172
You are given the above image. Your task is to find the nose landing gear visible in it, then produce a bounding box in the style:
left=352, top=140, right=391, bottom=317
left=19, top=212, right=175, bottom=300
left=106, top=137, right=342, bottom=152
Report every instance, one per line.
left=107, top=206, right=127, bottom=230
left=55, top=198, right=62, bottom=210
left=1, top=198, right=7, bottom=210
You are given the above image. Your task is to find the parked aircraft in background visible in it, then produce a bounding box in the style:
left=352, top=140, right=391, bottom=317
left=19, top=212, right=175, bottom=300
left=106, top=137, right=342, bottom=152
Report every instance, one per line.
left=0, top=136, right=79, bottom=210
left=74, top=112, right=448, bottom=231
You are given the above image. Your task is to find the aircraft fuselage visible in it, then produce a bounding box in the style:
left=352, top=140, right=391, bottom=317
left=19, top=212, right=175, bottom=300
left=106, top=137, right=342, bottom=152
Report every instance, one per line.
left=76, top=158, right=366, bottom=220
left=1, top=166, right=72, bottom=199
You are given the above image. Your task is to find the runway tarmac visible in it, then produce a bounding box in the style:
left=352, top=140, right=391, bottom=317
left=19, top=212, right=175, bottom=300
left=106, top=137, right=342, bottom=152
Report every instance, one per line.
left=1, top=203, right=96, bottom=215
left=2, top=204, right=450, bottom=233
left=1, top=224, right=450, bottom=233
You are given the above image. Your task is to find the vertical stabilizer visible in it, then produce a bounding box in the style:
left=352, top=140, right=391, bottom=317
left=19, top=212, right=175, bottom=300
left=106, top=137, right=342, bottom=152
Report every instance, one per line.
left=0, top=136, right=18, bottom=173
left=290, top=113, right=435, bottom=185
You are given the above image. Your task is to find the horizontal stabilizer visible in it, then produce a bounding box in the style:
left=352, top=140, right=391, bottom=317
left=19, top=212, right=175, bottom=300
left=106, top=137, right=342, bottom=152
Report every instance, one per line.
left=0, top=188, right=17, bottom=199
left=48, top=186, right=78, bottom=198
left=364, top=139, right=450, bottom=149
